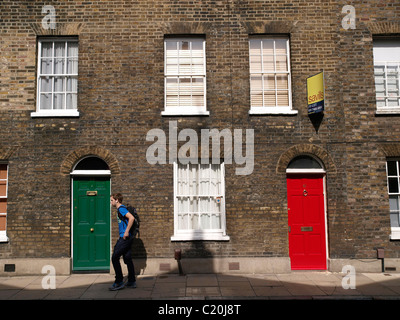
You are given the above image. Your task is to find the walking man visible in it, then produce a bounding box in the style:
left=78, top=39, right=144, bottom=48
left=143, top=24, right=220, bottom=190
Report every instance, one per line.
left=109, top=193, right=137, bottom=290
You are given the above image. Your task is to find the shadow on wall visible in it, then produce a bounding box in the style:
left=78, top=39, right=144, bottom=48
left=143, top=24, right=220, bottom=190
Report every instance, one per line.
left=131, top=237, right=147, bottom=275
left=131, top=234, right=218, bottom=275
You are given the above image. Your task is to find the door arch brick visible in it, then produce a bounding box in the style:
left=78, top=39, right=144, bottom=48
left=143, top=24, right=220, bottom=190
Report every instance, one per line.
left=276, top=144, right=336, bottom=174
left=60, top=146, right=120, bottom=175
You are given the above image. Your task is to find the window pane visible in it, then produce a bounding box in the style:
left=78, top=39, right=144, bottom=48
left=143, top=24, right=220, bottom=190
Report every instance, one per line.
left=41, top=58, right=53, bottom=74
left=251, top=75, right=262, bottom=91
left=40, top=93, right=52, bottom=110
left=389, top=196, right=399, bottom=211
left=250, top=55, right=262, bottom=73
left=388, top=99, right=400, bottom=107
left=67, top=58, right=78, bottom=74
left=390, top=212, right=400, bottom=228
left=264, top=91, right=276, bottom=106
left=67, top=78, right=78, bottom=92
left=54, top=77, right=64, bottom=92
left=211, top=213, right=221, bottom=229
left=388, top=177, right=399, bottom=193
left=262, top=55, right=274, bottom=72
left=276, top=55, right=288, bottom=71
left=262, top=40, right=274, bottom=55
left=66, top=93, right=77, bottom=109
left=0, top=215, right=6, bottom=231
left=41, top=42, right=53, bottom=57
left=200, top=213, right=211, bottom=229
left=53, top=93, right=65, bottom=109
left=387, top=161, right=398, bottom=176
left=191, top=41, right=204, bottom=56
left=263, top=75, right=275, bottom=90
left=40, top=77, right=52, bottom=92
left=0, top=165, right=7, bottom=180
left=0, top=181, right=6, bottom=197
left=375, top=76, right=386, bottom=96
left=67, top=42, right=78, bottom=57
left=0, top=199, right=6, bottom=214
left=275, top=39, right=287, bottom=55
left=249, top=39, right=261, bottom=55
left=54, top=58, right=65, bottom=74
left=180, top=40, right=190, bottom=51
left=54, top=42, right=65, bottom=57
left=276, top=75, right=288, bottom=90
left=277, top=91, right=289, bottom=106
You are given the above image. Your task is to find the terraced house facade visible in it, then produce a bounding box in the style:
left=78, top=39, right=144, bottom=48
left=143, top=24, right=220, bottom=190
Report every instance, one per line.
left=1, top=0, right=400, bottom=275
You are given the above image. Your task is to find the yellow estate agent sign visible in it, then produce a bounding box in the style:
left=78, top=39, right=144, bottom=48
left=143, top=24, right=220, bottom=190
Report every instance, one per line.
left=307, top=71, right=325, bottom=114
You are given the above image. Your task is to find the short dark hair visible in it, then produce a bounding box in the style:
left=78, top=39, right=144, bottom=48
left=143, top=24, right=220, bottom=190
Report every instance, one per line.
left=111, top=193, right=123, bottom=203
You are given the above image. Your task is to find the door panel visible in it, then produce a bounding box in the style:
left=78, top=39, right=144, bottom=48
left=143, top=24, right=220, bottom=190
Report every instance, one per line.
left=73, top=177, right=110, bottom=271
left=287, top=174, right=327, bottom=270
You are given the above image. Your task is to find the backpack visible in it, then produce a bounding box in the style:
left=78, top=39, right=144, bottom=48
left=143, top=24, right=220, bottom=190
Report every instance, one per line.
left=118, top=204, right=140, bottom=238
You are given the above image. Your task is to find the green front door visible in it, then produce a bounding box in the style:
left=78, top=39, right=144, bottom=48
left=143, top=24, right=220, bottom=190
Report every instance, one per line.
left=73, top=177, right=111, bottom=271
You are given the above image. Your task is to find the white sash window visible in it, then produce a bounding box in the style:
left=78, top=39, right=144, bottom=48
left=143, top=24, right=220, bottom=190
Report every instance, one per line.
left=249, top=37, right=296, bottom=115
left=172, top=162, right=229, bottom=241
left=386, top=159, right=400, bottom=239
left=163, top=38, right=208, bottom=116
left=374, top=39, right=400, bottom=114
left=32, top=38, right=79, bottom=117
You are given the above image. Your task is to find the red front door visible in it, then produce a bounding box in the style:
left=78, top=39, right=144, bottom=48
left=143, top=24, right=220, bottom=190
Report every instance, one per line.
left=287, top=174, right=327, bottom=270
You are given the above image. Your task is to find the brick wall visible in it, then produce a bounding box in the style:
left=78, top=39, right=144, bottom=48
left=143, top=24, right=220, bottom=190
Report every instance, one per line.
left=0, top=0, right=399, bottom=265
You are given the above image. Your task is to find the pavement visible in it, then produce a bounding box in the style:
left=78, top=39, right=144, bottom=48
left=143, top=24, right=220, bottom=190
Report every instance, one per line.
left=1, top=271, right=400, bottom=300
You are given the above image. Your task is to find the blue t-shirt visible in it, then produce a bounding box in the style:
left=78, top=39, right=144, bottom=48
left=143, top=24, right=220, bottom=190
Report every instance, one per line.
left=117, top=205, right=131, bottom=237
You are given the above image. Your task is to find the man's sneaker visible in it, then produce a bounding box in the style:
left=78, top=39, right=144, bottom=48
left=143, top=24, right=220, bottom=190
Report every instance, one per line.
left=109, top=282, right=125, bottom=291
left=126, top=281, right=137, bottom=288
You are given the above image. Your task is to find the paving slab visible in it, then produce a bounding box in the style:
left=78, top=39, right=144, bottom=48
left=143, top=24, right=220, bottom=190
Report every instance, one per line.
left=1, top=271, right=400, bottom=300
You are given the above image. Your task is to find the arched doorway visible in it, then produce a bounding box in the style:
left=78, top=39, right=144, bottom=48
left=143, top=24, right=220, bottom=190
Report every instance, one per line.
left=71, top=156, right=111, bottom=271
left=286, top=155, right=328, bottom=270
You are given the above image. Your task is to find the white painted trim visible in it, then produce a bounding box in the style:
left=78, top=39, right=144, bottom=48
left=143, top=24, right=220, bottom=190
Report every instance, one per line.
left=161, top=110, right=210, bottom=116
left=31, top=110, right=80, bottom=118
left=171, top=162, right=229, bottom=241
left=390, top=227, right=400, bottom=240
left=249, top=108, right=298, bottom=115
left=286, top=168, right=326, bottom=174
left=70, top=170, right=111, bottom=176
left=0, top=231, right=9, bottom=243
left=171, top=233, right=230, bottom=241
left=376, top=107, right=400, bottom=115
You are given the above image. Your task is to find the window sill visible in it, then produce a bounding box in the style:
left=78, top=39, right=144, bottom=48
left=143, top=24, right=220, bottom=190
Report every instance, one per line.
left=390, top=228, right=400, bottom=240
left=31, top=110, right=80, bottom=118
left=171, top=233, right=230, bottom=241
left=0, top=231, right=9, bottom=243
left=375, top=107, right=400, bottom=115
left=249, top=108, right=298, bottom=115
left=162, top=110, right=210, bottom=116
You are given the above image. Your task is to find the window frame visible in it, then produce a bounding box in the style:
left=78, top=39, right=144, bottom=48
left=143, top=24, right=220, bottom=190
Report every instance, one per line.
left=32, top=37, right=79, bottom=118
left=171, top=161, right=229, bottom=241
left=373, top=38, right=400, bottom=115
left=386, top=158, right=400, bottom=240
left=248, top=36, right=297, bottom=115
left=162, top=37, right=209, bottom=116
left=0, top=163, right=9, bottom=242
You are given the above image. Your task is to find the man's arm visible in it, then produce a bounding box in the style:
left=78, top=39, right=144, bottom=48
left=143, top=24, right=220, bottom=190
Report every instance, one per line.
left=123, top=212, right=135, bottom=239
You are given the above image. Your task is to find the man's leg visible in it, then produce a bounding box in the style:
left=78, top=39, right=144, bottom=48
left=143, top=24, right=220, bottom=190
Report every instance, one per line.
left=111, top=238, right=126, bottom=284
left=122, top=237, right=136, bottom=285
